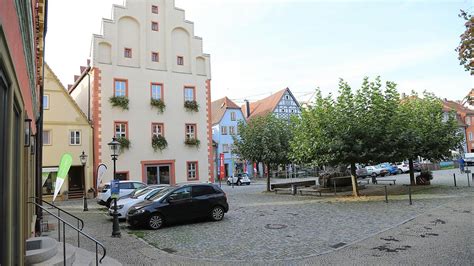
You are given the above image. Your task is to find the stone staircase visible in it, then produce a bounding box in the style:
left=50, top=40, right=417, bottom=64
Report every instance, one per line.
left=26, top=237, right=121, bottom=266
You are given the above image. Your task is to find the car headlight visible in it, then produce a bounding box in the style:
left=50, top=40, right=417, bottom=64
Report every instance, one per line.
left=136, top=208, right=146, bottom=214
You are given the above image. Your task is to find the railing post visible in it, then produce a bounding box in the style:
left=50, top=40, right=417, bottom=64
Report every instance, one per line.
left=77, top=220, right=80, bottom=247
left=58, top=209, right=61, bottom=242
left=453, top=173, right=457, bottom=187
left=63, top=222, right=66, bottom=266
left=384, top=186, right=388, bottom=203
left=96, top=243, right=99, bottom=265
left=408, top=185, right=412, bottom=205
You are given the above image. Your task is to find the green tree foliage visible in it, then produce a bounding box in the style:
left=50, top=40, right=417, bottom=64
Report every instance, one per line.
left=233, top=114, right=292, bottom=191
left=397, top=92, right=463, bottom=184
left=456, top=9, right=473, bottom=75
left=291, top=77, right=403, bottom=196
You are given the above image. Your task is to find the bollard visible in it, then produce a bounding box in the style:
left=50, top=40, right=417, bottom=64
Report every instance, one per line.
left=292, top=184, right=297, bottom=196
left=83, top=193, right=88, bottom=212
left=453, top=173, right=457, bottom=187
left=408, top=186, right=412, bottom=205
left=333, top=180, right=337, bottom=196
left=469, top=173, right=472, bottom=187
left=384, top=186, right=388, bottom=203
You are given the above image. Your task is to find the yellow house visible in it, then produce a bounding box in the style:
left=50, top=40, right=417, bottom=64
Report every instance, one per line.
left=42, top=64, right=93, bottom=200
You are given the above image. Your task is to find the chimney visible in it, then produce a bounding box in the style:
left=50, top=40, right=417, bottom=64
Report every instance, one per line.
left=244, top=99, right=250, bottom=118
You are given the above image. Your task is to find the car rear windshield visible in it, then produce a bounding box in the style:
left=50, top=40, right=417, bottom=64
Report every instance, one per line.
left=131, top=187, right=153, bottom=198
left=146, top=186, right=175, bottom=201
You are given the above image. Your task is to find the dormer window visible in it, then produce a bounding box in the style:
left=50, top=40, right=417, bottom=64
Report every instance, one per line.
left=124, top=48, right=132, bottom=58
left=151, top=5, right=158, bottom=14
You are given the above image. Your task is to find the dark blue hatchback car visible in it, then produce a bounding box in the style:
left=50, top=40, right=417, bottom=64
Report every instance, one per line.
left=126, top=183, right=229, bottom=230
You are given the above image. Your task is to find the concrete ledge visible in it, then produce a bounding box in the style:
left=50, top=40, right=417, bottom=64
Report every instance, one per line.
left=26, top=237, right=58, bottom=265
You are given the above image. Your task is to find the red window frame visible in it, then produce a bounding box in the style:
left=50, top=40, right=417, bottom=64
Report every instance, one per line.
left=185, top=123, right=197, bottom=140
left=186, top=161, right=199, bottom=181
left=116, top=171, right=129, bottom=181
left=114, top=121, right=129, bottom=139
left=150, top=82, right=164, bottom=100
left=151, top=123, right=164, bottom=137
left=152, top=21, right=159, bottom=31
left=183, top=86, right=196, bottom=102
left=177, top=56, right=184, bottom=65
left=124, top=48, right=132, bottom=58
left=151, top=52, right=159, bottom=62
left=113, top=78, right=128, bottom=97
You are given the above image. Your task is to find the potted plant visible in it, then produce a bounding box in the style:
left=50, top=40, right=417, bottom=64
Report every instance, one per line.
left=184, top=100, right=199, bottom=112
left=416, top=170, right=433, bottom=185
left=117, top=137, right=131, bottom=151
left=150, top=98, right=166, bottom=113
left=184, top=137, right=200, bottom=147
left=152, top=135, right=168, bottom=151
left=109, top=96, right=129, bottom=110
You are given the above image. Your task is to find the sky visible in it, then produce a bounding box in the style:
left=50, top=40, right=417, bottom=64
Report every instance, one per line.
left=45, top=0, right=473, bottom=105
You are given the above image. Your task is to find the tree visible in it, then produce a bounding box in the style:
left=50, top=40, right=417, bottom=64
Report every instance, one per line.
left=290, top=77, right=402, bottom=196
left=397, top=92, right=463, bottom=185
left=456, top=9, right=473, bottom=75
left=233, top=114, right=292, bottom=191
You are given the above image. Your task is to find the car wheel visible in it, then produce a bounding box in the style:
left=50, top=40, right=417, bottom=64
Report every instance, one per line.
left=398, top=169, right=403, bottom=174
left=148, top=214, right=164, bottom=230
left=227, top=181, right=231, bottom=186
left=210, top=206, right=225, bottom=221
left=237, top=180, right=242, bottom=186
left=246, top=182, right=251, bottom=185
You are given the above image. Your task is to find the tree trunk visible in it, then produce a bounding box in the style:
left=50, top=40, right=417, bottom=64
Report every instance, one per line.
left=266, top=163, right=271, bottom=192
left=350, top=162, right=359, bottom=197
left=409, top=158, right=415, bottom=185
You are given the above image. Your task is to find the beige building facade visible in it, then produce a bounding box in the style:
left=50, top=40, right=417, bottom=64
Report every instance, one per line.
left=70, top=0, right=213, bottom=186
left=43, top=64, right=94, bottom=200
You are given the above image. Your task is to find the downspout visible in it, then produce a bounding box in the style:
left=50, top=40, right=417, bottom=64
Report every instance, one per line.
left=35, top=0, right=48, bottom=235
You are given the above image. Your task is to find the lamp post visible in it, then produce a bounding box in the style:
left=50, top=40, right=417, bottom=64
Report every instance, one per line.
left=79, top=151, right=88, bottom=211
left=108, top=137, right=121, bottom=238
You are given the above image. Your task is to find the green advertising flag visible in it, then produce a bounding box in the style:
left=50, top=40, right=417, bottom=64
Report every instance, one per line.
left=53, top=153, right=73, bottom=202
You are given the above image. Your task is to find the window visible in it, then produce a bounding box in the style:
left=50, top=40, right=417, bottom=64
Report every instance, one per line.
left=192, top=185, right=215, bottom=197
left=177, top=56, right=184, bottom=65
left=151, top=5, right=158, bottom=14
left=229, top=126, right=236, bottom=135
left=230, top=111, right=236, bottom=121
left=151, top=52, right=159, bottom=62
left=152, top=21, right=159, bottom=31
left=114, top=122, right=128, bottom=139
left=151, top=83, right=163, bottom=100
left=133, top=182, right=146, bottom=189
left=285, top=95, right=290, bottom=100
left=187, top=161, right=198, bottom=180
left=43, top=95, right=49, bottom=110
left=114, top=79, right=127, bottom=97
left=470, top=132, right=473, bottom=141
left=124, top=48, right=132, bottom=58
left=43, top=130, right=51, bottom=145
left=169, top=187, right=191, bottom=200
left=42, top=172, right=57, bottom=195
left=152, top=123, right=164, bottom=137
left=184, top=87, right=195, bottom=102
left=222, top=144, right=230, bottom=153
left=221, top=126, right=228, bottom=135
left=467, top=117, right=471, bottom=126
left=185, top=124, right=196, bottom=140
left=69, top=130, right=81, bottom=145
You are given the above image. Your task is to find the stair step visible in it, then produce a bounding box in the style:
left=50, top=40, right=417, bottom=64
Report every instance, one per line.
left=73, top=248, right=122, bottom=266
left=33, top=242, right=76, bottom=266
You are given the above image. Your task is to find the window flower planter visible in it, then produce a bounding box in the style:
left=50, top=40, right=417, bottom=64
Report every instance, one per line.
left=184, top=137, right=200, bottom=147
left=117, top=137, right=131, bottom=151
left=184, top=100, right=199, bottom=112
left=152, top=135, right=168, bottom=151
left=109, top=96, right=129, bottom=110
left=150, top=98, right=166, bottom=113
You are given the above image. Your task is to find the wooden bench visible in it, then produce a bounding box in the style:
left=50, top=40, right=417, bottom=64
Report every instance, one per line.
left=270, top=180, right=316, bottom=190
left=274, top=188, right=292, bottom=194
left=375, top=179, right=396, bottom=185
left=298, top=188, right=322, bottom=196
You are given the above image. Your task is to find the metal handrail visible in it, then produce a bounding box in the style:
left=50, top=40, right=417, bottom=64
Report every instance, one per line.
left=28, top=201, right=107, bottom=265
left=30, top=196, right=85, bottom=247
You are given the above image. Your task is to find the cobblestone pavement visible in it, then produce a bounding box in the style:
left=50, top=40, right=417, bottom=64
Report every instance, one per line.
left=46, top=171, right=473, bottom=265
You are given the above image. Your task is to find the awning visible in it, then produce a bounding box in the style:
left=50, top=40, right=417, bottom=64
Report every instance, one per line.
left=42, top=167, right=59, bottom=173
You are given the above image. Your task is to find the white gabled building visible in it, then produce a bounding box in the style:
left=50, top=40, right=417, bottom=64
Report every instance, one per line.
left=70, top=0, right=213, bottom=187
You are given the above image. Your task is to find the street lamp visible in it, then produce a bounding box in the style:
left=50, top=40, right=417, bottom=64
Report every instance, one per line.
left=108, top=137, right=121, bottom=238
left=79, top=151, right=88, bottom=211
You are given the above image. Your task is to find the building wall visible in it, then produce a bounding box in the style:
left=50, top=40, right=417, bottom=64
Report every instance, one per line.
left=76, top=0, right=212, bottom=185
left=273, top=90, right=302, bottom=120
left=43, top=66, right=94, bottom=197
left=212, top=108, right=246, bottom=177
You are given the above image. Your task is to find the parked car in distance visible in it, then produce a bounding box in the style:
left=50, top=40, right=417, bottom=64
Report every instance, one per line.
left=227, top=173, right=251, bottom=186
left=97, top=181, right=147, bottom=207
left=108, top=185, right=169, bottom=219
left=396, top=162, right=410, bottom=174
left=127, top=184, right=229, bottom=230
left=378, top=163, right=398, bottom=175
left=365, top=165, right=389, bottom=177
left=346, top=164, right=369, bottom=178
left=464, top=153, right=474, bottom=166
